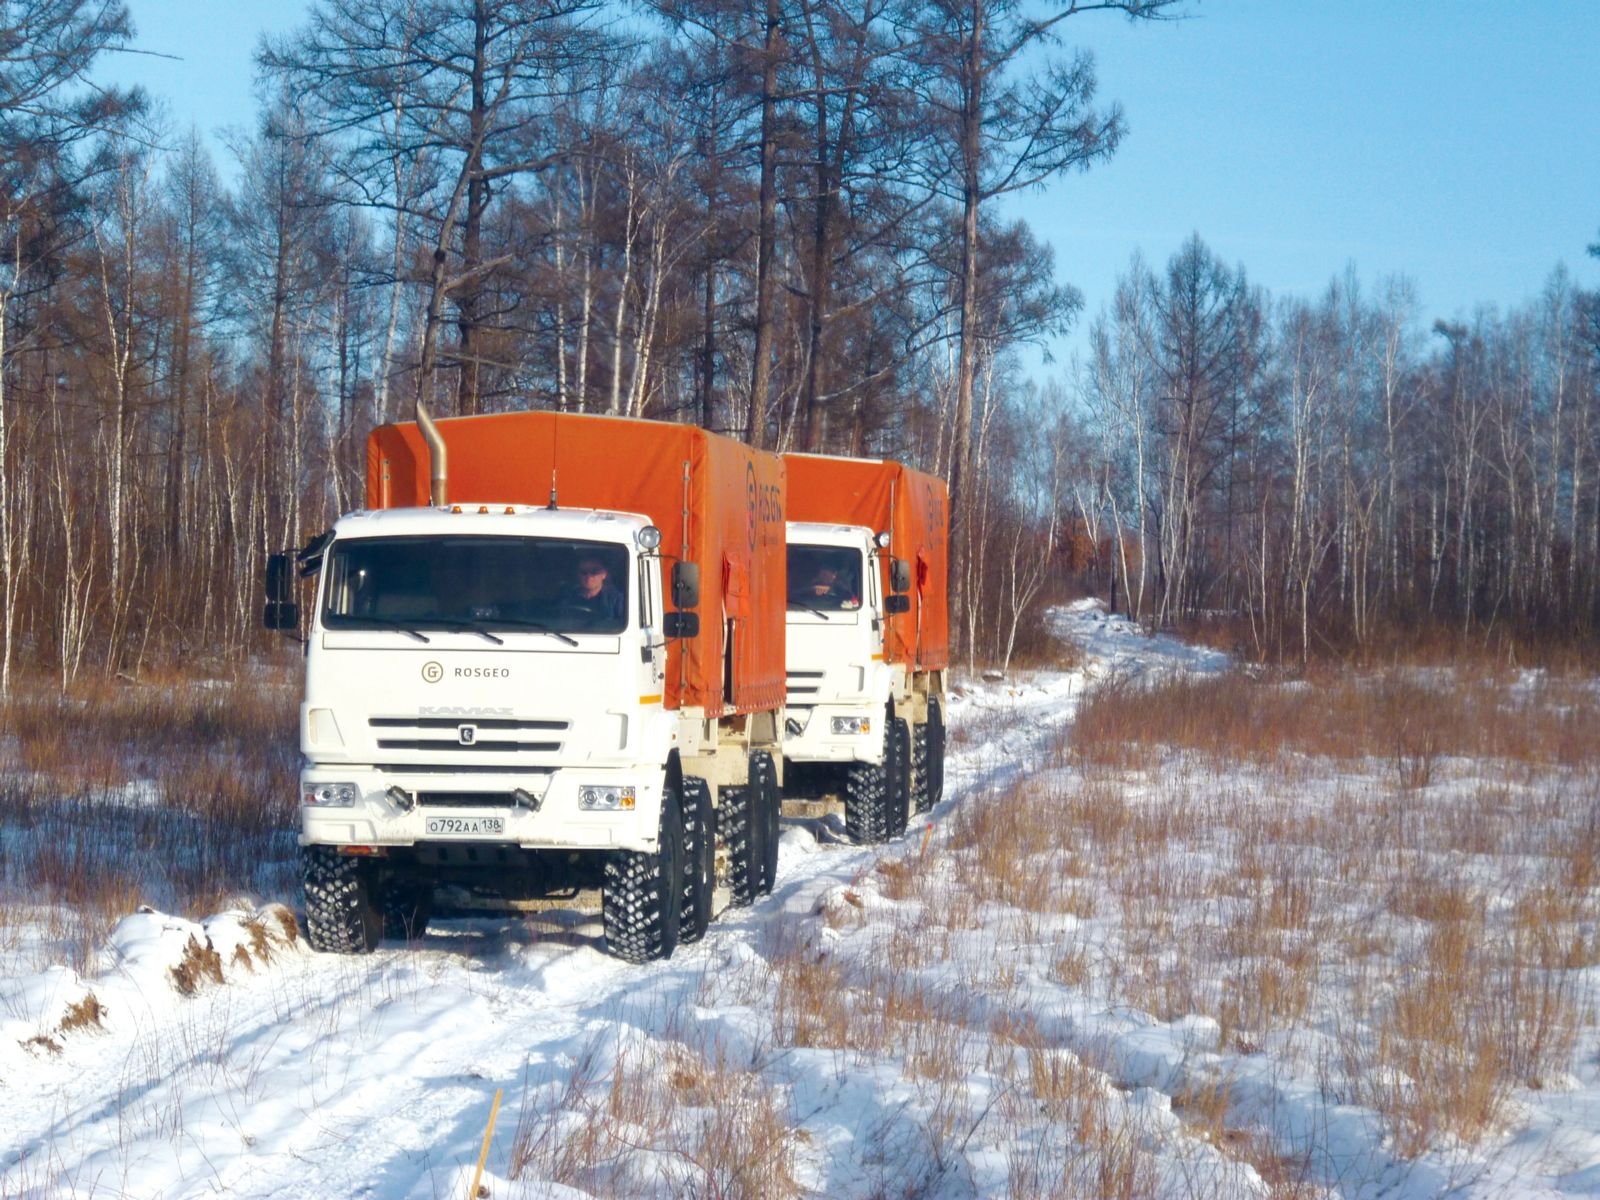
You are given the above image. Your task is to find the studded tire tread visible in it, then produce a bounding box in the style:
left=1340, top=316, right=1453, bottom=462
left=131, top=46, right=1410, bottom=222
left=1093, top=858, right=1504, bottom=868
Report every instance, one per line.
left=887, top=715, right=912, bottom=839
left=912, top=721, right=931, bottom=815
left=602, top=784, right=684, bottom=964
left=303, top=845, right=383, bottom=954
left=723, top=782, right=759, bottom=907
left=752, top=751, right=780, bottom=896
left=679, top=776, right=713, bottom=944
left=844, top=758, right=890, bottom=845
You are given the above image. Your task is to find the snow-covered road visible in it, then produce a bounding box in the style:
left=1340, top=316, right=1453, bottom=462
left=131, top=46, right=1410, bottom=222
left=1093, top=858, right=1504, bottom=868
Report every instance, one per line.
left=3, top=602, right=1596, bottom=1199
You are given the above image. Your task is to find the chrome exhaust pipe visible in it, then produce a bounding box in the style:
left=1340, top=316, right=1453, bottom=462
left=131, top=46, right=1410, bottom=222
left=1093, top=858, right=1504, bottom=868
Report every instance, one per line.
left=415, top=400, right=448, bottom=506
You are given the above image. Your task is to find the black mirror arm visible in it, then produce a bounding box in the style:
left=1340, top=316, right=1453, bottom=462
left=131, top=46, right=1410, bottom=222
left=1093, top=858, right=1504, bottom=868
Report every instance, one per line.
left=297, top=529, right=334, bottom=577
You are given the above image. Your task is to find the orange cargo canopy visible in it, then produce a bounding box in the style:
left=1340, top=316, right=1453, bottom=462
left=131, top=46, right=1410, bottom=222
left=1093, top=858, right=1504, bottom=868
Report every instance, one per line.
left=783, top=453, right=949, bottom=672
left=369, top=411, right=786, bottom=717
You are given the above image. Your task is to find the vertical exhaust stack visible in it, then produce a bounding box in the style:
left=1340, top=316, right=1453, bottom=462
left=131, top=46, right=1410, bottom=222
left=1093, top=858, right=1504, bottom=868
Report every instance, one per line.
left=415, top=400, right=448, bottom=507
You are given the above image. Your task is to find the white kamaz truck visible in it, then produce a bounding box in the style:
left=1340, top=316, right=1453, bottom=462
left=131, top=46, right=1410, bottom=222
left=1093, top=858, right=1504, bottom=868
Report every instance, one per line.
left=779, top=454, right=949, bottom=843
left=265, top=409, right=787, bottom=962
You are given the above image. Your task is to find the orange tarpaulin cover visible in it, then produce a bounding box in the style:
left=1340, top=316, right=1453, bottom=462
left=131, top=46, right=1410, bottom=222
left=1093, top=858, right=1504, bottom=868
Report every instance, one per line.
left=368, top=411, right=786, bottom=717
left=783, top=454, right=949, bottom=672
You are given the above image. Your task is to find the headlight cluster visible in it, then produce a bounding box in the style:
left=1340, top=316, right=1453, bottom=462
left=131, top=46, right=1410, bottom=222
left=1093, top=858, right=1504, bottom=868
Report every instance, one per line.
left=304, top=782, right=359, bottom=807
left=579, top=785, right=636, bottom=811
left=831, top=715, right=872, bottom=735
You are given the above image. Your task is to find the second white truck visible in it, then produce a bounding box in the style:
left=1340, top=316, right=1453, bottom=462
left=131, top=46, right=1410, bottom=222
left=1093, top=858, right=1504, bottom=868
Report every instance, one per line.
left=779, top=454, right=949, bottom=843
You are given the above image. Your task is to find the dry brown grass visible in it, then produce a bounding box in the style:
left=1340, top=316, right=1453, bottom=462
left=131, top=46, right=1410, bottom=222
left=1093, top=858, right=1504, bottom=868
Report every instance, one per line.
left=170, top=934, right=226, bottom=995
left=0, top=670, right=300, bottom=967
left=58, top=992, right=106, bottom=1034
left=506, top=1029, right=801, bottom=1199
left=1052, top=661, right=1600, bottom=1165
left=1174, top=611, right=1600, bottom=675
left=997, top=1019, right=1159, bottom=1199
left=1070, top=666, right=1600, bottom=774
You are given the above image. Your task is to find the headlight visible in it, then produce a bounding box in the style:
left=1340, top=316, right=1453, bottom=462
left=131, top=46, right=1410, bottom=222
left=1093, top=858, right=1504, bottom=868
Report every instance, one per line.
left=831, top=715, right=871, bottom=735
left=578, top=785, right=636, bottom=811
left=304, top=782, right=359, bottom=807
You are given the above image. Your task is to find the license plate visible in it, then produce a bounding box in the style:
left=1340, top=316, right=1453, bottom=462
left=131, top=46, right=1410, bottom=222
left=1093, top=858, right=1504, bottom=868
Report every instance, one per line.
left=424, top=815, right=506, bottom=837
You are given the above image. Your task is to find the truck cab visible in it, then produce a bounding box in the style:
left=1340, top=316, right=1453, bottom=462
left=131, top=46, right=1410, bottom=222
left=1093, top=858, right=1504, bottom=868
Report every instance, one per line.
left=778, top=453, right=949, bottom=845
left=783, top=523, right=887, bottom=761
left=300, top=504, right=672, bottom=862
left=781, top=522, right=915, bottom=842
left=291, top=502, right=699, bottom=956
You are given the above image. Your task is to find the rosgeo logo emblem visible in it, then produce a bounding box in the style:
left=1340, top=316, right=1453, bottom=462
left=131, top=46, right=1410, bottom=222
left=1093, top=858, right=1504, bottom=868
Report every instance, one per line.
left=421, top=661, right=444, bottom=684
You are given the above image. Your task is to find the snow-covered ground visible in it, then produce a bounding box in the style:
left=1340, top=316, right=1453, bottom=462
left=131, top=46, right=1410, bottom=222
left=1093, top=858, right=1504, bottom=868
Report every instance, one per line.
left=2, top=600, right=1596, bottom=1198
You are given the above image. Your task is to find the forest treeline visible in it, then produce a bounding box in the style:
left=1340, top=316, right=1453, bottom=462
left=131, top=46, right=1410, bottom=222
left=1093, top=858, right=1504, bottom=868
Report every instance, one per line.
left=0, top=0, right=1596, bottom=691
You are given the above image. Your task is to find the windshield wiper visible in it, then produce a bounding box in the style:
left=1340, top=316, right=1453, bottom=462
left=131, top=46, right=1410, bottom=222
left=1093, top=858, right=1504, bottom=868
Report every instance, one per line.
left=330, top=615, right=431, bottom=643
left=424, top=618, right=506, bottom=645
left=477, top=617, right=579, bottom=647
left=787, top=600, right=831, bottom=621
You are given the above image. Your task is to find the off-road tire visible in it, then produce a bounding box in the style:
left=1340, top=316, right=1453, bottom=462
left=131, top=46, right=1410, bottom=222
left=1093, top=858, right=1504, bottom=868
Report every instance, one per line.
left=723, top=782, right=760, bottom=907
left=679, top=776, right=713, bottom=944
left=926, top=697, right=946, bottom=807
left=912, top=721, right=931, bottom=815
left=303, top=845, right=383, bottom=954
left=602, top=786, right=685, bottom=964
left=752, top=751, right=780, bottom=896
left=845, top=756, right=891, bottom=845
left=886, top=716, right=912, bottom=839
left=381, top=882, right=434, bottom=942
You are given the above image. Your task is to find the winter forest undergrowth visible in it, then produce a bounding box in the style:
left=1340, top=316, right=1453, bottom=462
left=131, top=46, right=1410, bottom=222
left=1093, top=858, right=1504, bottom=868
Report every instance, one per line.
left=2, top=1, right=1600, bottom=686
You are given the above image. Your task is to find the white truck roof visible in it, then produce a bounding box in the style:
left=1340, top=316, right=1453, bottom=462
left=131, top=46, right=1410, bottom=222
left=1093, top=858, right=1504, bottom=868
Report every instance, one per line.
left=334, top=505, right=651, bottom=542
left=786, top=520, right=871, bottom=546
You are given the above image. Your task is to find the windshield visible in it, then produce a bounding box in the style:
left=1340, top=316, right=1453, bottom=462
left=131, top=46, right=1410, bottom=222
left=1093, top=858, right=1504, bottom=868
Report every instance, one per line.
left=322, top=536, right=629, bottom=634
left=786, top=544, right=864, bottom=612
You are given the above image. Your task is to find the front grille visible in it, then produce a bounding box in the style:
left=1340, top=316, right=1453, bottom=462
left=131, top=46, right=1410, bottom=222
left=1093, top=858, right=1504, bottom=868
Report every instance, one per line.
left=374, top=738, right=562, bottom=753
left=370, top=717, right=566, bottom=731
left=418, top=791, right=516, bottom=808
left=377, top=763, right=534, bottom=775
left=786, top=670, right=824, bottom=699
left=369, top=715, right=568, bottom=755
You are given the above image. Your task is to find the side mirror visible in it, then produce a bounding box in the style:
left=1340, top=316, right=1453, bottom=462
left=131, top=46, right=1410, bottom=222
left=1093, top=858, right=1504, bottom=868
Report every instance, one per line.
left=890, top=558, right=911, bottom=594
left=672, top=561, right=700, bottom=609
left=663, top=611, right=700, bottom=639
left=263, top=553, right=300, bottom=631
left=884, top=594, right=910, bottom=615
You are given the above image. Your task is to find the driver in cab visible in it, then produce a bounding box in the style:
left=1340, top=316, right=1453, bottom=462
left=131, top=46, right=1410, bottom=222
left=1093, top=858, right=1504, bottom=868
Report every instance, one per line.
left=791, top=562, right=859, bottom=610
left=563, top=555, right=626, bottom=625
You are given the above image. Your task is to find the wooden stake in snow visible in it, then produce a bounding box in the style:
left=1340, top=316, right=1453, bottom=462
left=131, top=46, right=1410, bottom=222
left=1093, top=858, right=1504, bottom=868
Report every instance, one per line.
left=468, top=1088, right=503, bottom=1199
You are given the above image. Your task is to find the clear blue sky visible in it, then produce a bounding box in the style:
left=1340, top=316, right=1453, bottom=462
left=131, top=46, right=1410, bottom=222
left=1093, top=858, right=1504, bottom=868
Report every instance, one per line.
left=1000, top=0, right=1600, bottom=365
left=111, top=0, right=1600, bottom=371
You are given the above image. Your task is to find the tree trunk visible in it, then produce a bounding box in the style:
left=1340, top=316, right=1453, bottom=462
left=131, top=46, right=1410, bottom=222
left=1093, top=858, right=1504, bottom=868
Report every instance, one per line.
left=743, top=0, right=781, bottom=448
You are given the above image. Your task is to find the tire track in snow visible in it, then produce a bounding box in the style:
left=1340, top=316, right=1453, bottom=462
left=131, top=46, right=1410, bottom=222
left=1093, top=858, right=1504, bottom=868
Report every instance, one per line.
left=1, top=601, right=1225, bottom=1198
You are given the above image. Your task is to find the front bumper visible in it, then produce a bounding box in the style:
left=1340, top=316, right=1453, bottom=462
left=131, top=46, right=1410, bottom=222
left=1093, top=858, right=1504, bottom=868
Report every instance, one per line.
left=783, top=703, right=881, bottom=764
left=298, top=763, right=665, bottom=854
